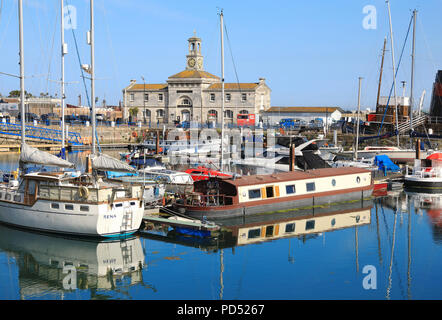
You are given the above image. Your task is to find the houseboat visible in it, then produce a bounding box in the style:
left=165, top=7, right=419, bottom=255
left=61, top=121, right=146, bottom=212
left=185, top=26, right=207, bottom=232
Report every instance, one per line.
left=173, top=167, right=373, bottom=219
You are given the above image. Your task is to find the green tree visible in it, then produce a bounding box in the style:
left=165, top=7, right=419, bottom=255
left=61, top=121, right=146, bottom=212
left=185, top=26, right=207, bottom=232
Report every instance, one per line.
left=9, top=90, right=33, bottom=98
left=129, top=107, right=139, bottom=122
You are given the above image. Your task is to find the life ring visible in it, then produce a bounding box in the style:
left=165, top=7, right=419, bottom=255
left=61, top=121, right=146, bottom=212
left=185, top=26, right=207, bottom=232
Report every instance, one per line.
left=132, top=131, right=138, bottom=138
left=78, top=186, right=89, bottom=199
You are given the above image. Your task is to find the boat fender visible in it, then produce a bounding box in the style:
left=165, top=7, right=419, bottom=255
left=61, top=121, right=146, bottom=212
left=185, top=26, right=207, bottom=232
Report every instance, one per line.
left=132, top=131, right=138, bottom=138
left=78, top=186, right=89, bottom=199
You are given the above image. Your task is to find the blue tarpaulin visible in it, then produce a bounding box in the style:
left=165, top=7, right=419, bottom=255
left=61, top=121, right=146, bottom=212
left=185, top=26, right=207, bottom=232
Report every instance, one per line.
left=374, top=155, right=400, bottom=175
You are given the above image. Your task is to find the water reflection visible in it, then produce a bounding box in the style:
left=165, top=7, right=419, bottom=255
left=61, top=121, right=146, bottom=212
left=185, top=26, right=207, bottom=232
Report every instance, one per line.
left=142, top=199, right=373, bottom=251
left=0, top=225, right=146, bottom=299
left=407, top=192, right=442, bottom=245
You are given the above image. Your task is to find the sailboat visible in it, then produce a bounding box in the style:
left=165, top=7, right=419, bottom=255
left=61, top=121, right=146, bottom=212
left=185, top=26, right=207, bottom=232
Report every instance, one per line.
left=0, top=0, right=144, bottom=238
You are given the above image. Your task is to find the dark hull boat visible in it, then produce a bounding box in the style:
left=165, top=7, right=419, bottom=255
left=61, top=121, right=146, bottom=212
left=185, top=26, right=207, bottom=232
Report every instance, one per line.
left=173, top=167, right=374, bottom=220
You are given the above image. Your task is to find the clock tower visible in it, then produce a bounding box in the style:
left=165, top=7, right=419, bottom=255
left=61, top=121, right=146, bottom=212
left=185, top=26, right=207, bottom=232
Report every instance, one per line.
left=186, top=31, right=203, bottom=71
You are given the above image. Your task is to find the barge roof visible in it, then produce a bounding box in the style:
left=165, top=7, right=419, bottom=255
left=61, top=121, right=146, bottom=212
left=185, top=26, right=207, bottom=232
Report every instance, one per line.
left=224, top=167, right=370, bottom=187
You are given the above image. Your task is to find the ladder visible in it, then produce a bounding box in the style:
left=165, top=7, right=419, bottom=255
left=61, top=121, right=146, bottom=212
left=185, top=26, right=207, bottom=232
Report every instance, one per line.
left=121, top=205, right=133, bottom=232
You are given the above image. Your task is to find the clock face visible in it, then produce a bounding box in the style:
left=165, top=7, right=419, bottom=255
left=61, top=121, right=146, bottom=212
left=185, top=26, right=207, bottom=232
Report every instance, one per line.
left=188, top=58, right=196, bottom=68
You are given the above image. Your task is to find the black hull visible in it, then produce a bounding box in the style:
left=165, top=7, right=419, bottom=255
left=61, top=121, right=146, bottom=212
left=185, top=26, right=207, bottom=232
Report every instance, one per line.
left=404, top=180, right=442, bottom=193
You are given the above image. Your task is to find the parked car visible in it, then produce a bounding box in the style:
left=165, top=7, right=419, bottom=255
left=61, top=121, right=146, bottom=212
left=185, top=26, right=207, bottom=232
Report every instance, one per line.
left=79, top=115, right=91, bottom=124
left=17, top=113, right=39, bottom=123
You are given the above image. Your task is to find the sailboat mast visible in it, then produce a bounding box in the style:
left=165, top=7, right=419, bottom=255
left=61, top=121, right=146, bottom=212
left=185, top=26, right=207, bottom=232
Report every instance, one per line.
left=376, top=37, right=387, bottom=108
left=90, top=0, right=96, bottom=155
left=18, top=0, right=25, bottom=146
left=355, top=77, right=363, bottom=161
left=386, top=0, right=400, bottom=147
left=61, top=0, right=66, bottom=158
left=220, top=10, right=225, bottom=170
left=410, top=9, right=417, bottom=132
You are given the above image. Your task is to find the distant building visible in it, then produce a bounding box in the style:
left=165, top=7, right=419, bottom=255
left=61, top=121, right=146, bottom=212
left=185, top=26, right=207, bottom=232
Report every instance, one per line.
left=122, top=33, right=271, bottom=125
left=262, top=106, right=344, bottom=126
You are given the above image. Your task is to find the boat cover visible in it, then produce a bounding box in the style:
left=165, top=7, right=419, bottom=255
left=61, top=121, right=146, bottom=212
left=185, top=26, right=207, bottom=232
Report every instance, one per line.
left=374, top=155, right=400, bottom=174
left=91, top=153, right=136, bottom=172
left=19, top=143, right=75, bottom=168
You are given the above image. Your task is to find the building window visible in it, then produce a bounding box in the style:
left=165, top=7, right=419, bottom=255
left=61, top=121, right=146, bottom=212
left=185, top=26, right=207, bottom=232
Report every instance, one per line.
left=239, top=109, right=248, bottom=114
left=156, top=109, right=164, bottom=118
left=129, top=93, right=134, bottom=102
left=224, top=110, right=233, bottom=118
left=241, top=93, right=247, bottom=102
left=286, top=185, right=296, bottom=194
left=144, top=93, right=149, bottom=101
left=248, top=189, right=261, bottom=199
left=225, top=93, right=231, bottom=102
left=306, top=182, right=316, bottom=192
left=210, top=93, right=215, bottom=102
left=158, top=93, right=163, bottom=102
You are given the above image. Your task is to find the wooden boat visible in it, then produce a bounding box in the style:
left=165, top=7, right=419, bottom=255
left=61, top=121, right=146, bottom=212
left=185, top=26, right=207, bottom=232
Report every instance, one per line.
left=173, top=167, right=373, bottom=219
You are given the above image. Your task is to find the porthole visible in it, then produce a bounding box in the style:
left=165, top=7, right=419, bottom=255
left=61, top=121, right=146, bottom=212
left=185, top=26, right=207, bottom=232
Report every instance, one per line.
left=331, top=218, right=336, bottom=226
left=331, top=179, right=336, bottom=187
left=356, top=176, right=361, bottom=184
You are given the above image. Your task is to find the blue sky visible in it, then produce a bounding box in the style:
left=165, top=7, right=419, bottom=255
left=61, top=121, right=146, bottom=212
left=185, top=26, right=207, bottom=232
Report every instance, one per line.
left=0, top=0, right=440, bottom=111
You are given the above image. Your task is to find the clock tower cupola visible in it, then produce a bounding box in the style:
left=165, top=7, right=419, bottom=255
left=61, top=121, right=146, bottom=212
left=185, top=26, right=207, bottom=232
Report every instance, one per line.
left=186, top=31, right=203, bottom=71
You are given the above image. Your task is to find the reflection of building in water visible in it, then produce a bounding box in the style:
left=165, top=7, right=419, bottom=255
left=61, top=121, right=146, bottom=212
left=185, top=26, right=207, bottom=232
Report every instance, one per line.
left=0, top=225, right=146, bottom=298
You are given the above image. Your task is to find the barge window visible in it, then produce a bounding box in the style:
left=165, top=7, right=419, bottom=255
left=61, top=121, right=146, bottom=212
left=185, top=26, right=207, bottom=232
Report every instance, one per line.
left=248, top=228, right=261, bottom=239
left=286, top=185, right=295, bottom=194
left=130, top=201, right=136, bottom=206
left=14, top=195, right=21, bottom=202
left=265, top=225, right=274, bottom=237
left=0, top=193, right=2, bottom=199
left=115, top=203, right=123, bottom=208
left=51, top=203, right=60, bottom=209
left=285, top=223, right=295, bottom=233
left=306, top=220, right=315, bottom=230
left=248, top=189, right=261, bottom=199
left=306, top=182, right=316, bottom=192
left=80, top=205, right=89, bottom=212
left=5, top=193, right=11, bottom=201
left=65, top=204, right=74, bottom=210
left=266, top=186, right=274, bottom=198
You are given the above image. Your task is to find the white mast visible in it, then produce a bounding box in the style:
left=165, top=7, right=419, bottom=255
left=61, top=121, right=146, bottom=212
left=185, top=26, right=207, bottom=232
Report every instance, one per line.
left=410, top=9, right=417, bottom=133
left=386, top=0, right=400, bottom=147
left=18, top=0, right=25, bottom=146
left=355, top=77, right=363, bottom=161
left=220, top=9, right=225, bottom=170
left=89, top=0, right=96, bottom=155
left=61, top=0, right=67, bottom=158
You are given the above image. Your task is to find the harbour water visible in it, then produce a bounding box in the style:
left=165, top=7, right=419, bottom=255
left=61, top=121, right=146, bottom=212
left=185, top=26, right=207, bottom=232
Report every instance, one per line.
left=0, top=152, right=441, bottom=300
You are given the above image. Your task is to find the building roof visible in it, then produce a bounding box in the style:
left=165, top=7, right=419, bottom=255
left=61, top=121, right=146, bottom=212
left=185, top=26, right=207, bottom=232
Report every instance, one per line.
left=214, top=167, right=370, bottom=187
left=266, top=106, right=344, bottom=113
left=129, top=84, right=168, bottom=91
left=207, top=83, right=259, bottom=90
left=168, top=70, right=220, bottom=80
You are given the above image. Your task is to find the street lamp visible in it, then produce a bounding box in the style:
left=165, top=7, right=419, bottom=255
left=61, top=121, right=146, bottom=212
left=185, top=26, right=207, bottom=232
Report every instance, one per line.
left=141, top=76, right=146, bottom=125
